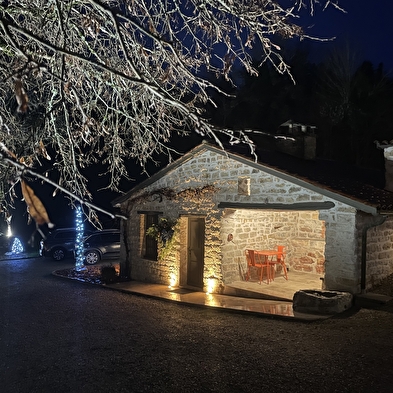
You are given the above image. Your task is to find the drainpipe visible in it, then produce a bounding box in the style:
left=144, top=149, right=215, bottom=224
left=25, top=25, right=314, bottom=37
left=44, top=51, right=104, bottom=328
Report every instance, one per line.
left=361, top=215, right=387, bottom=293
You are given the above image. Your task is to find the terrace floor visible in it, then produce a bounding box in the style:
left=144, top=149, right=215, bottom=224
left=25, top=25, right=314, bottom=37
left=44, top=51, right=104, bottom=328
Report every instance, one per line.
left=224, top=270, right=323, bottom=301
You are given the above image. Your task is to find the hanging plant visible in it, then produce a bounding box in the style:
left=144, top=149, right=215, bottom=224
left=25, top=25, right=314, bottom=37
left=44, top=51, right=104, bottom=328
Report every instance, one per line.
left=130, top=185, right=217, bottom=205
left=146, top=217, right=177, bottom=245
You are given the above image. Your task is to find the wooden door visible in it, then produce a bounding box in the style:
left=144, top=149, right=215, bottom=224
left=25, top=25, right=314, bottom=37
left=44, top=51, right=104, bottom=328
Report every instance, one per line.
left=187, top=217, right=205, bottom=288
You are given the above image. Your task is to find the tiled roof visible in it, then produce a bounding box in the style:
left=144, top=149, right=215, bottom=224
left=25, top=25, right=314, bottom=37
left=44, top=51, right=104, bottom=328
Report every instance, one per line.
left=232, top=143, right=393, bottom=213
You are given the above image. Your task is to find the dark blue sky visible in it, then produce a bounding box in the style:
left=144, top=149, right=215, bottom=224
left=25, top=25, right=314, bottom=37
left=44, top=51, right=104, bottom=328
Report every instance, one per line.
left=300, top=1, right=393, bottom=71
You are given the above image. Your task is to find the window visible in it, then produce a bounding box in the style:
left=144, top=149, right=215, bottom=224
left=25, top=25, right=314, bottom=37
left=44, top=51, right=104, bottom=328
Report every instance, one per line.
left=145, top=213, right=158, bottom=260
left=102, top=233, right=120, bottom=244
left=54, top=230, right=76, bottom=239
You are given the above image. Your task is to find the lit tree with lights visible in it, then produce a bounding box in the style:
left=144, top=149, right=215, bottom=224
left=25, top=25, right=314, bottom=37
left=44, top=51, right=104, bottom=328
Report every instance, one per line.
left=0, top=1, right=343, bottom=223
left=74, top=205, right=85, bottom=271
left=11, top=237, right=23, bottom=254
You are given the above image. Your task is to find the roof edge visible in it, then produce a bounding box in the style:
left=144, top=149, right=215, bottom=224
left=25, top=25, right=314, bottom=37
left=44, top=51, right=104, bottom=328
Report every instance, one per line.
left=112, top=142, right=381, bottom=214
left=218, top=201, right=336, bottom=210
left=112, top=143, right=213, bottom=206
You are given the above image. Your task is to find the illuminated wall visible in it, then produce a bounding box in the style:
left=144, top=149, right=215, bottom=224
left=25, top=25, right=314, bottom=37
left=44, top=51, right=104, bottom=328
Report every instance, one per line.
left=119, top=147, right=375, bottom=294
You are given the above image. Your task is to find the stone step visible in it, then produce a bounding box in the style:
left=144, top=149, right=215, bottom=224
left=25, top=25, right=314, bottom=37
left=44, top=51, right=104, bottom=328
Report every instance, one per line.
left=354, top=293, right=393, bottom=309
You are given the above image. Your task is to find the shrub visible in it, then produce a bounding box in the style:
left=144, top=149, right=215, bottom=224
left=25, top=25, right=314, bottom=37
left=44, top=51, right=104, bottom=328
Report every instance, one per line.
left=100, top=265, right=118, bottom=284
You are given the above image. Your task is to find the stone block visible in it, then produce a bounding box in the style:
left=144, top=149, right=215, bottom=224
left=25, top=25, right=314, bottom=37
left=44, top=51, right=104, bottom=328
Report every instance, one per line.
left=293, top=290, right=353, bottom=315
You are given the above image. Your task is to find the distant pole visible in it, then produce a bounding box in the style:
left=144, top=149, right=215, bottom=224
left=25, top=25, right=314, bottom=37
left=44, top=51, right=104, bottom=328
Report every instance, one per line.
left=75, top=205, right=85, bottom=271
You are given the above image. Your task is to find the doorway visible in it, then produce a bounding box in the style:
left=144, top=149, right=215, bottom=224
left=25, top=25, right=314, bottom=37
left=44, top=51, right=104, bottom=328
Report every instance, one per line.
left=187, top=217, right=205, bottom=288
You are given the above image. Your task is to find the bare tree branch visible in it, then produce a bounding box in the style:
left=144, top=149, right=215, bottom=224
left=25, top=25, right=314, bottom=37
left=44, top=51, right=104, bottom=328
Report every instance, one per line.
left=0, top=142, right=127, bottom=221
left=0, top=0, right=343, bottom=222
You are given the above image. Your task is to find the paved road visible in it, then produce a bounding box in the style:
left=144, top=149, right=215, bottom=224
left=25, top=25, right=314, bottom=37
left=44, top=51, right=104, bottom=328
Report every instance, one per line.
left=1, top=256, right=393, bottom=393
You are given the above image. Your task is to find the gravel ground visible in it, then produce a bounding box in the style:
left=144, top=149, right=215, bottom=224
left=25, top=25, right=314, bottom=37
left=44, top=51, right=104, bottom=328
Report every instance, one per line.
left=1, top=257, right=393, bottom=393
left=54, top=264, right=120, bottom=284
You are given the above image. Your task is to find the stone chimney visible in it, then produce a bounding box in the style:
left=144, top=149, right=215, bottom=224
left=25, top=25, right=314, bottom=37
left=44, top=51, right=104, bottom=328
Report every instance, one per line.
left=374, top=141, right=393, bottom=192
left=275, top=120, right=317, bottom=160
left=383, top=146, right=393, bottom=192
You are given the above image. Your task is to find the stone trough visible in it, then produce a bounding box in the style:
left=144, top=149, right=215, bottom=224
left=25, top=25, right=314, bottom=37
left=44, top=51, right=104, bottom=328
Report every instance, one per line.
left=293, top=290, right=353, bottom=315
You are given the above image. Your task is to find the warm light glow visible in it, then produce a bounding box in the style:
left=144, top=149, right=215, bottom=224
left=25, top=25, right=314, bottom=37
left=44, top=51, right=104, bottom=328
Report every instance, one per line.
left=204, top=293, right=221, bottom=307
left=7, top=225, right=12, bottom=237
left=206, top=277, right=217, bottom=294
left=168, top=272, right=177, bottom=288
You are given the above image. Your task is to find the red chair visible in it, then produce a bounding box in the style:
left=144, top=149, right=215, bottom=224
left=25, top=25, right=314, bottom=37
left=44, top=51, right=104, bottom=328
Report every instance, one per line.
left=253, top=250, right=272, bottom=284
left=275, top=245, right=288, bottom=280
left=245, top=249, right=269, bottom=284
left=245, top=249, right=256, bottom=281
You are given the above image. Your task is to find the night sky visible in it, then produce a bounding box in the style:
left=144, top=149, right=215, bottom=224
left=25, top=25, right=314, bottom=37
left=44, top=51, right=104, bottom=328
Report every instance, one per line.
left=301, top=1, right=393, bottom=71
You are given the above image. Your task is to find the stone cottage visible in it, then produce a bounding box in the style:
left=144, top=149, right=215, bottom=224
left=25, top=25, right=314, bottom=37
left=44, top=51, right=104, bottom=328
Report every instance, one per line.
left=112, top=141, right=393, bottom=296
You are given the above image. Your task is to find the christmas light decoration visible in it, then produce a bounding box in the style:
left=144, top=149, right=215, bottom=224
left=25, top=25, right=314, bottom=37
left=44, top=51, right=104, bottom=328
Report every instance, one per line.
left=75, top=205, right=85, bottom=271
left=11, top=237, right=23, bottom=254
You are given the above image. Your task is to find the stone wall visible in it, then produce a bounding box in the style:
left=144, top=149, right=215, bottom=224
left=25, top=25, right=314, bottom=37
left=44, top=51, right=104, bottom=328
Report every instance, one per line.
left=320, top=206, right=358, bottom=292
left=123, top=185, right=222, bottom=289
left=121, top=148, right=365, bottom=294
left=362, top=215, right=393, bottom=290
left=220, top=209, right=325, bottom=284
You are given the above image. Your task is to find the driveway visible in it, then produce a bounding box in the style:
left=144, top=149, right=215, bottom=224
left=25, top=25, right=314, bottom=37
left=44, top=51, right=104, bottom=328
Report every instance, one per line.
left=1, top=256, right=393, bottom=393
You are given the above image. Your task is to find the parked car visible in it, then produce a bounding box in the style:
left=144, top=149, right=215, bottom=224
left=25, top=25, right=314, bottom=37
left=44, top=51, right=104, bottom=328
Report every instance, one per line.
left=40, top=228, right=93, bottom=261
left=83, top=229, right=121, bottom=265
left=0, top=233, right=11, bottom=254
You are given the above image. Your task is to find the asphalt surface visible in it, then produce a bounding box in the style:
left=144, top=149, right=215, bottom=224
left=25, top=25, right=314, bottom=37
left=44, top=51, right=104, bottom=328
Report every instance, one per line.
left=1, top=256, right=393, bottom=393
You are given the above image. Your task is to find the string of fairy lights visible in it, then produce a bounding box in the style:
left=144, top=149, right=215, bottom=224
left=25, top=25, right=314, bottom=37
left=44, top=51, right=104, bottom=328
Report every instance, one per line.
left=74, top=205, right=86, bottom=271
left=4, top=206, right=87, bottom=265
left=11, top=237, right=23, bottom=254
left=0, top=205, right=89, bottom=264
